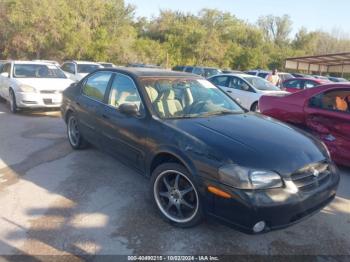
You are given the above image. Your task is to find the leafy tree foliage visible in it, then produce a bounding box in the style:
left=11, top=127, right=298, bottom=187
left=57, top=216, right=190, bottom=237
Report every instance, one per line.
left=0, top=1, right=349, bottom=71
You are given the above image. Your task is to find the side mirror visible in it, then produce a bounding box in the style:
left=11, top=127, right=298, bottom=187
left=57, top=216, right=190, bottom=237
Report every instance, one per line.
left=1, top=72, right=9, bottom=78
left=119, top=103, right=139, bottom=116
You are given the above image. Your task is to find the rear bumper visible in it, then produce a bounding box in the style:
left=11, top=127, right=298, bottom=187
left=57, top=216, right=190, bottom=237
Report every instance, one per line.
left=202, top=170, right=340, bottom=234
left=16, top=91, right=62, bottom=108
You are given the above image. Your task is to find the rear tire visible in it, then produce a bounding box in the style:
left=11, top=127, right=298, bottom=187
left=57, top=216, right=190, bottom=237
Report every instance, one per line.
left=151, top=163, right=203, bottom=228
left=67, top=113, right=89, bottom=149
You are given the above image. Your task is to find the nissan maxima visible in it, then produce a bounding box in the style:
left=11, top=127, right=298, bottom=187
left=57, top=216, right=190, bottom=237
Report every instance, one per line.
left=61, top=68, right=339, bottom=234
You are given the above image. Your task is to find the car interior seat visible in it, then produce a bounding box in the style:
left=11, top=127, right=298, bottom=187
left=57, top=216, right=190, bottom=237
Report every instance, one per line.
left=153, top=81, right=182, bottom=118
left=335, top=96, right=348, bottom=111
left=145, top=85, right=165, bottom=117
left=161, top=89, right=183, bottom=117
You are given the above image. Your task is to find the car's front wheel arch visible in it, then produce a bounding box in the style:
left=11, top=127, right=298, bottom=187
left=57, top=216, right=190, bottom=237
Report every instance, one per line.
left=148, top=150, right=197, bottom=179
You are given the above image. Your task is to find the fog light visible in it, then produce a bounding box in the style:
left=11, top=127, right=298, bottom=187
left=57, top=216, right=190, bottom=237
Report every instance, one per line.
left=253, top=221, right=266, bottom=233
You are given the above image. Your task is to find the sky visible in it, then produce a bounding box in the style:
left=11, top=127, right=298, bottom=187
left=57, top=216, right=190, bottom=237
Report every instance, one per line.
left=124, top=0, right=350, bottom=36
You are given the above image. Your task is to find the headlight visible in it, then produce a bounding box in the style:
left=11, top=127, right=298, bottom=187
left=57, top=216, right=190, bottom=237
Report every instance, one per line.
left=19, top=85, right=36, bottom=93
left=218, top=164, right=283, bottom=189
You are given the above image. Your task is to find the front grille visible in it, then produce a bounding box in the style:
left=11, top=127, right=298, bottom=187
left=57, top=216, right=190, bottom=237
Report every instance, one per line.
left=43, top=98, right=61, bottom=105
left=40, top=90, right=58, bottom=94
left=291, top=161, right=331, bottom=192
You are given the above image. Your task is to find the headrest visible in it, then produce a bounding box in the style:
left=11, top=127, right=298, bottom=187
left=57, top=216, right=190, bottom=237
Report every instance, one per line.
left=145, top=86, right=158, bottom=103
left=163, top=89, right=175, bottom=100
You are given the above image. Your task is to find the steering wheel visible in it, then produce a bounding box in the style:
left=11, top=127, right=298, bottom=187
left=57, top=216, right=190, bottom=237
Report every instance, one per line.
left=184, top=101, right=209, bottom=115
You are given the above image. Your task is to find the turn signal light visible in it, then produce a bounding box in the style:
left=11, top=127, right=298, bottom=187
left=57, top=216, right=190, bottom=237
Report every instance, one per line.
left=207, top=186, right=232, bottom=199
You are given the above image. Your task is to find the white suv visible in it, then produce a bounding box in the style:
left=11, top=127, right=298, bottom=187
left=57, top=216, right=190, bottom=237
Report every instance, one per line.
left=0, top=61, right=74, bottom=113
left=61, top=61, right=102, bottom=82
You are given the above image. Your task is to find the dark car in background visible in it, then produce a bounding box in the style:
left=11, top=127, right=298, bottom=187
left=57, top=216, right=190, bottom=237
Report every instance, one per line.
left=61, top=67, right=339, bottom=234
left=245, top=69, right=270, bottom=79
left=292, top=73, right=315, bottom=78
left=172, top=66, right=222, bottom=78
left=281, top=77, right=330, bottom=93
left=221, top=69, right=244, bottom=74
left=328, top=76, right=349, bottom=83
left=127, top=63, right=162, bottom=69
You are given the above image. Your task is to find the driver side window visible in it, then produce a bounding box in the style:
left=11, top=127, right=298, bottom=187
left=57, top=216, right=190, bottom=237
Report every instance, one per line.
left=108, top=73, right=143, bottom=112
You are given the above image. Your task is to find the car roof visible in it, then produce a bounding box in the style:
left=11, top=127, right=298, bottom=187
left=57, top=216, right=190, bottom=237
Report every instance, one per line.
left=12, top=60, right=59, bottom=66
left=98, top=67, right=202, bottom=78
left=308, top=83, right=350, bottom=92
left=64, top=60, right=101, bottom=65
left=284, top=77, right=324, bottom=82
left=213, top=73, right=258, bottom=78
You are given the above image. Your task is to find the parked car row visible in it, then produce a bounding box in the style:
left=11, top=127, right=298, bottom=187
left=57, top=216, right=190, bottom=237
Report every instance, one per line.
left=208, top=73, right=288, bottom=111
left=172, top=66, right=223, bottom=78
left=0, top=59, right=121, bottom=112
left=245, top=69, right=295, bottom=84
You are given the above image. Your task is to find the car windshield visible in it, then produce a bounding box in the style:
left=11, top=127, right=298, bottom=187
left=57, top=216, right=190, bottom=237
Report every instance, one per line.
left=77, top=64, right=101, bottom=73
left=204, top=68, right=222, bottom=78
left=142, top=78, right=244, bottom=119
left=243, top=76, right=280, bottom=91
left=13, top=64, right=67, bottom=78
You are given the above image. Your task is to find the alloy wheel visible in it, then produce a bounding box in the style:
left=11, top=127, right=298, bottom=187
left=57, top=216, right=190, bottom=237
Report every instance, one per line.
left=154, top=170, right=199, bottom=223
left=68, top=116, right=80, bottom=147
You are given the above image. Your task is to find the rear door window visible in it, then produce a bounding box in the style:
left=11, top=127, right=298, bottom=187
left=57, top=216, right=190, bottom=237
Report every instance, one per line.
left=210, top=76, right=229, bottom=87
left=82, top=71, right=113, bottom=101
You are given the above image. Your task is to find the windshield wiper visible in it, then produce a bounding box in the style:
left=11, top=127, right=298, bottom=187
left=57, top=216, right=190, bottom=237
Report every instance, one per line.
left=199, top=110, right=241, bottom=117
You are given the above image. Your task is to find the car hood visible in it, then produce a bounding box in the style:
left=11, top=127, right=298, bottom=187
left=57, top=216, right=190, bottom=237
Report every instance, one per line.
left=167, top=113, right=326, bottom=176
left=16, top=78, right=74, bottom=91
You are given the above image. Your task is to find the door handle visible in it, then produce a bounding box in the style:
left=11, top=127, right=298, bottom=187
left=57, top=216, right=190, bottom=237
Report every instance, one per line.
left=227, top=90, right=232, bottom=93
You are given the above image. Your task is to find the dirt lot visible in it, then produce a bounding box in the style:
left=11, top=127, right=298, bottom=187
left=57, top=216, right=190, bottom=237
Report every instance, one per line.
left=0, top=101, right=349, bottom=258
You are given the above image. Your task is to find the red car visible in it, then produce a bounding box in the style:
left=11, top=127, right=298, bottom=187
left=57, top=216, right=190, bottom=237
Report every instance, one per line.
left=259, top=84, right=350, bottom=167
left=281, top=77, right=330, bottom=93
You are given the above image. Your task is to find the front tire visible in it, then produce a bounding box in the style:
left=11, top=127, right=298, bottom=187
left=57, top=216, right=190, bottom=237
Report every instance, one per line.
left=9, top=89, right=18, bottom=113
left=151, top=163, right=203, bottom=228
left=67, top=113, right=88, bottom=149
left=251, top=102, right=259, bottom=112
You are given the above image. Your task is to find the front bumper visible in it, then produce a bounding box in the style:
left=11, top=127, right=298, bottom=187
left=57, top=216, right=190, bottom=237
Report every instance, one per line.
left=15, top=91, right=62, bottom=108
left=202, top=169, right=340, bottom=234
